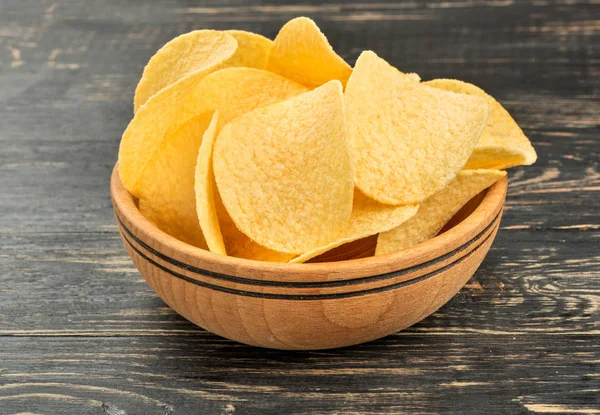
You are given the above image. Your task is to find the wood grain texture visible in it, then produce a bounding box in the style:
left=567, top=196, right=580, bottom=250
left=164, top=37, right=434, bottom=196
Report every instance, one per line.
left=0, top=0, right=598, bottom=412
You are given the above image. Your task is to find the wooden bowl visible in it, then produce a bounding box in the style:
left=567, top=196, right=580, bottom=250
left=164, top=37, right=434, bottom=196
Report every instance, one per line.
left=110, top=166, right=507, bottom=350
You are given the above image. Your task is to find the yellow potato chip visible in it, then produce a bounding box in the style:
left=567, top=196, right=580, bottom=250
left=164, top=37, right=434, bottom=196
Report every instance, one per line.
left=139, top=112, right=214, bottom=249
left=225, top=30, right=273, bottom=69
left=194, top=111, right=225, bottom=254
left=425, top=79, right=537, bottom=170
left=132, top=30, right=271, bottom=115
left=133, top=30, right=237, bottom=113
left=182, top=67, right=308, bottom=127
left=465, top=147, right=529, bottom=171
left=120, top=80, right=209, bottom=198
left=194, top=110, right=292, bottom=261
left=120, top=36, right=237, bottom=197
left=345, top=51, right=489, bottom=205
left=120, top=68, right=306, bottom=198
left=195, top=111, right=291, bottom=261
left=375, top=169, right=506, bottom=256
left=213, top=80, right=354, bottom=254
left=290, top=190, right=418, bottom=263
left=216, top=192, right=295, bottom=262
left=267, top=17, right=352, bottom=88
left=135, top=69, right=307, bottom=250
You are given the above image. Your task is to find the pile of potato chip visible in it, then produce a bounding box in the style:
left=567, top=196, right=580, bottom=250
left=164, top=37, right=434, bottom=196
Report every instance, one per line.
left=118, top=17, right=536, bottom=263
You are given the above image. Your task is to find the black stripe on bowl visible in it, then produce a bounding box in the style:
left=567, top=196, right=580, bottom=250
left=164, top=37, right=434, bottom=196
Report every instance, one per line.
left=119, top=220, right=500, bottom=300
left=115, top=206, right=502, bottom=289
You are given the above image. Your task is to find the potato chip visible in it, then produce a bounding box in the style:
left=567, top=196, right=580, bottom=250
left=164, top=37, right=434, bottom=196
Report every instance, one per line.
left=194, top=111, right=291, bottom=261
left=345, top=51, right=489, bottom=205
left=133, top=30, right=237, bottom=113
left=267, top=17, right=352, bottom=88
left=225, top=30, right=273, bottom=69
left=215, top=193, right=295, bottom=262
left=120, top=80, right=209, bottom=198
left=290, top=190, right=418, bottom=263
left=132, top=30, right=271, bottom=115
left=375, top=170, right=506, bottom=256
left=139, top=112, right=214, bottom=249
left=194, top=110, right=293, bottom=261
left=193, top=112, right=295, bottom=262
left=465, top=147, right=529, bottom=171
left=120, top=67, right=306, bottom=198
left=194, top=111, right=225, bottom=254
left=120, top=36, right=237, bottom=197
left=182, top=67, right=308, bottom=127
left=213, top=80, right=354, bottom=254
left=134, top=69, right=307, bottom=251
left=425, top=79, right=537, bottom=170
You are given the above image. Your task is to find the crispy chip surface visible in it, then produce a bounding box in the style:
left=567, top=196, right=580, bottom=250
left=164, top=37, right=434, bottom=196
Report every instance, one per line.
left=213, top=80, right=354, bottom=254
left=375, top=169, right=506, bottom=256
left=138, top=112, right=213, bottom=249
left=134, top=69, right=306, bottom=249
left=120, top=44, right=237, bottom=196
left=426, top=79, right=537, bottom=169
left=215, top=193, right=295, bottom=262
left=133, top=30, right=237, bottom=113
left=267, top=17, right=352, bottom=88
left=225, top=30, right=273, bottom=69
left=194, top=110, right=294, bottom=262
left=345, top=51, right=489, bottom=205
left=185, top=67, right=308, bottom=127
left=194, top=112, right=225, bottom=254
left=465, top=147, right=529, bottom=170
left=290, top=190, right=418, bottom=263
left=119, top=68, right=306, bottom=198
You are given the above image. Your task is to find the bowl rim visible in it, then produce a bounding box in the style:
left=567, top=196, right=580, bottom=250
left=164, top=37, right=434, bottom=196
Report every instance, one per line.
left=111, top=164, right=507, bottom=282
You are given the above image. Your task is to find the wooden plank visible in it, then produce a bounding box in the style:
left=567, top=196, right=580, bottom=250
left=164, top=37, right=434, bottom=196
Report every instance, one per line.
left=0, top=336, right=598, bottom=414
left=0, top=0, right=598, bottom=412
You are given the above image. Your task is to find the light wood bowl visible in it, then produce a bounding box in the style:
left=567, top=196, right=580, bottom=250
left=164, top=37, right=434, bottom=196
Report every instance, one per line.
left=110, top=166, right=507, bottom=350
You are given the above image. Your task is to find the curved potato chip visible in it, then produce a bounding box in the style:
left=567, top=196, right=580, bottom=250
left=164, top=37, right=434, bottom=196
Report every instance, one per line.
left=213, top=80, right=354, bottom=254
left=465, top=146, right=529, bottom=171
left=132, top=31, right=271, bottom=115
left=134, top=30, right=237, bottom=112
left=120, top=67, right=306, bottom=198
left=192, top=112, right=296, bottom=262
left=216, top=192, right=295, bottom=262
left=345, top=51, right=488, bottom=205
left=375, top=169, right=506, bottom=256
left=194, top=110, right=291, bottom=262
left=267, top=17, right=352, bottom=88
left=120, top=37, right=237, bottom=196
left=184, top=67, right=308, bottom=127
left=225, top=30, right=273, bottom=69
left=139, top=112, right=214, bottom=249
left=290, top=190, right=418, bottom=263
left=194, top=111, right=225, bottom=254
left=426, top=79, right=537, bottom=169
left=136, top=69, right=307, bottom=250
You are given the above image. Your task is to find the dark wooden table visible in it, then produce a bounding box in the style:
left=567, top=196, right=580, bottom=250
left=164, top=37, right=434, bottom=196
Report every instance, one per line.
left=1, top=1, right=598, bottom=414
